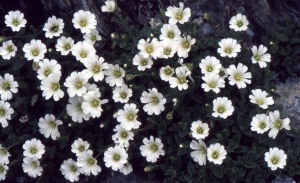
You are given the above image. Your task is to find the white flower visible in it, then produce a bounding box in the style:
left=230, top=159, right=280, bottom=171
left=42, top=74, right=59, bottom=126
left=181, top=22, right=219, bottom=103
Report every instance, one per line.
left=0, top=40, right=17, bottom=60
left=137, top=38, right=162, bottom=59
left=82, top=91, right=108, bottom=118
left=159, top=40, right=177, bottom=59
left=169, top=66, right=191, bottom=90
left=268, top=110, right=290, bottom=139
left=101, top=0, right=116, bottom=12
left=212, top=97, right=234, bottom=119
left=117, top=103, right=141, bottom=130
left=190, top=139, right=207, bottom=165
left=207, top=143, right=227, bottom=165
left=0, top=73, right=18, bottom=101
left=0, top=100, right=14, bottom=128
left=160, top=65, right=174, bottom=81
left=264, top=147, right=287, bottom=170
left=190, top=120, right=209, bottom=140
left=72, top=41, right=96, bottom=63
left=140, top=88, right=166, bottom=115
left=64, top=71, right=88, bottom=97
left=251, top=45, right=271, bottom=68
left=23, top=138, right=45, bottom=159
left=66, top=96, right=91, bottom=123
left=82, top=56, right=109, bottom=82
left=43, top=16, right=64, bottom=38
left=112, top=125, right=134, bottom=148
left=199, top=56, right=222, bottom=75
left=4, top=11, right=27, bottom=32
left=76, top=150, right=101, bottom=176
left=159, top=24, right=181, bottom=41
left=22, top=157, right=43, bottom=178
left=227, top=63, right=252, bottom=89
left=176, top=35, right=195, bottom=58
left=84, top=83, right=101, bottom=97
left=104, top=64, right=125, bottom=87
left=23, top=39, right=47, bottom=62
left=165, top=2, right=191, bottom=25
left=83, top=29, right=102, bottom=45
left=201, top=73, right=225, bottom=93
left=72, top=10, right=97, bottom=34
left=0, top=163, right=8, bottom=181
left=71, top=138, right=90, bottom=157
left=55, top=36, right=74, bottom=56
left=132, top=53, right=153, bottom=71
left=119, top=163, right=133, bottom=175
left=38, top=114, right=63, bottom=140
left=0, top=145, right=10, bottom=164
left=37, top=59, right=62, bottom=81
left=112, top=84, right=133, bottom=103
left=40, top=74, right=64, bottom=101
left=104, top=146, right=128, bottom=171
left=249, top=89, right=274, bottom=109
left=140, top=136, right=165, bottom=163
left=61, top=159, right=80, bottom=182
left=217, top=38, right=241, bottom=58
left=229, top=13, right=249, bottom=31
left=250, top=114, right=270, bottom=134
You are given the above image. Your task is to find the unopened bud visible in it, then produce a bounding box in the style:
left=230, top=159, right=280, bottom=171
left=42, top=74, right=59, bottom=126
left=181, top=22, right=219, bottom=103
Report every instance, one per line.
left=32, top=62, right=39, bottom=71
left=31, top=95, right=38, bottom=106
left=100, top=123, right=104, bottom=128
left=144, top=166, right=153, bottom=172
left=150, top=33, right=154, bottom=37
left=123, top=64, right=127, bottom=68
left=48, top=48, right=52, bottom=52
left=270, top=41, right=273, bottom=45
left=179, top=144, right=184, bottom=148
left=205, top=103, right=210, bottom=107
left=126, top=74, right=135, bottom=81
left=172, top=98, right=177, bottom=106
left=203, top=13, right=210, bottom=20
left=68, top=123, right=72, bottom=127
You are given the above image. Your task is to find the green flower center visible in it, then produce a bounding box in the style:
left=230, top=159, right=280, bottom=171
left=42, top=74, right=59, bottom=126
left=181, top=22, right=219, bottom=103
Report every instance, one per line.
left=196, top=127, right=204, bottom=134
left=0, top=166, right=4, bottom=173
left=113, top=70, right=122, bottom=78
left=31, top=49, right=40, bottom=56
left=12, top=19, right=20, bottom=26
left=75, top=81, right=83, bottom=89
left=163, top=48, right=171, bottom=55
left=224, top=47, right=232, bottom=54
left=120, top=92, right=127, bottom=99
left=206, top=65, right=213, bottom=72
left=259, top=122, right=266, bottom=129
left=91, top=99, right=100, bottom=108
left=219, top=70, right=225, bottom=77
left=31, top=161, right=38, bottom=169
left=50, top=25, right=59, bottom=32
left=256, top=98, right=264, bottom=105
left=211, top=151, right=219, bottom=159
left=113, top=154, right=121, bottom=162
left=236, top=20, right=244, bottom=28
left=150, top=144, right=158, bottom=152
left=164, top=68, right=173, bottom=76
left=0, top=148, right=7, bottom=156
left=121, top=131, right=128, bottom=138
left=30, top=147, right=38, bottom=155
left=87, top=158, right=95, bottom=166
left=7, top=45, right=14, bottom=52
left=64, top=44, right=71, bottom=51
left=126, top=113, right=135, bottom=121
left=146, top=45, right=153, bottom=54
left=178, top=76, right=186, bottom=84
left=70, top=165, right=77, bottom=173
left=1, top=82, right=10, bottom=91
left=92, top=65, right=101, bottom=74
left=49, top=121, right=57, bottom=128
left=76, top=104, right=83, bottom=113
left=0, top=109, right=5, bottom=117
left=167, top=31, right=174, bottom=39
left=79, top=20, right=87, bottom=27
left=182, top=40, right=190, bottom=49
left=234, top=73, right=242, bottom=81
left=80, top=51, right=88, bottom=58
left=44, top=68, right=51, bottom=77
left=78, top=145, right=85, bottom=152
left=271, top=156, right=279, bottom=165
left=175, top=12, right=183, bottom=20
left=274, top=120, right=282, bottom=129
left=254, top=54, right=261, bottom=61
left=151, top=96, right=160, bottom=105
left=200, top=146, right=207, bottom=154
left=208, top=81, right=216, bottom=88
left=91, top=35, right=97, bottom=42
left=51, top=83, right=60, bottom=91
left=217, top=106, right=225, bottom=113
left=140, top=59, right=148, bottom=66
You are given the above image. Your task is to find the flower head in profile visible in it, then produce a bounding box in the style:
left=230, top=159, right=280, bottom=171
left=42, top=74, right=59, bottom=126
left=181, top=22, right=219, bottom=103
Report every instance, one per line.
left=227, top=63, right=252, bottom=89
left=22, top=157, right=43, bottom=178
left=112, top=84, right=133, bottom=103
left=217, top=38, right=241, bottom=58
left=0, top=101, right=14, bottom=128
left=159, top=24, right=181, bottom=41
left=5, top=11, right=27, bottom=32
left=176, top=35, right=195, bottom=58
left=169, top=66, right=191, bottom=91
left=112, top=125, right=134, bottom=148
left=0, top=73, right=18, bottom=101
left=71, top=138, right=90, bottom=157
left=190, top=139, right=207, bottom=165
left=137, top=38, right=162, bottom=59
left=229, top=13, right=249, bottom=31
left=38, top=114, right=63, bottom=140
left=0, top=163, right=8, bottom=181
left=190, top=120, right=209, bottom=140
left=76, top=150, right=101, bottom=176
left=83, top=29, right=102, bottom=45
left=140, top=88, right=166, bottom=115
left=23, top=39, right=47, bottom=62
left=72, top=10, right=97, bottom=34
left=140, top=136, right=165, bottom=163
left=268, top=110, right=290, bottom=139
left=160, top=65, right=174, bottom=81
left=101, top=0, right=116, bottom=13
left=104, top=64, right=126, bottom=87
left=249, top=89, right=274, bottom=109
left=207, top=143, right=227, bottom=165
left=0, top=40, right=17, bottom=60
left=104, top=146, right=128, bottom=171
left=251, top=45, right=271, bottom=68
left=61, top=159, right=80, bottom=182
left=23, top=138, right=45, bottom=159
left=201, top=73, right=225, bottom=93
left=43, top=16, right=64, bottom=38
left=165, top=2, right=191, bottom=25
left=55, top=36, right=74, bottom=56
left=132, top=53, right=153, bottom=71
left=250, top=113, right=270, bottom=134
left=264, top=147, right=287, bottom=170
left=117, top=103, right=141, bottom=130
left=212, top=97, right=234, bottom=119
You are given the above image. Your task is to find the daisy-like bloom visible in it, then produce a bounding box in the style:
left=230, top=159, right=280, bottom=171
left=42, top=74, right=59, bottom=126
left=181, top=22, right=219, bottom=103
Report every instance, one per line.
left=201, top=73, right=225, bottom=93
left=82, top=55, right=109, bottom=82
left=76, top=150, right=101, bottom=176
left=207, top=143, right=227, bottom=164
left=140, top=88, right=166, bottom=115
left=104, top=146, right=128, bottom=171
left=112, top=84, right=133, bottom=103
left=132, top=53, right=153, bottom=71
left=55, top=36, right=74, bottom=56
left=82, top=91, right=108, bottom=118
left=227, top=63, right=252, bottom=89
left=218, top=67, right=228, bottom=79
left=176, top=35, right=195, bottom=58
left=268, top=110, right=290, bottom=139
left=66, top=96, right=91, bottom=123
left=169, top=66, right=191, bottom=91
left=165, top=2, right=191, bottom=25
left=212, top=97, right=234, bottom=119
left=23, top=138, right=45, bottom=159
left=117, top=103, right=141, bottom=130
left=249, top=89, right=274, bottom=109
left=72, top=10, right=97, bottom=34
left=159, top=24, right=181, bottom=41
left=160, top=65, right=174, bottom=81
left=190, top=120, right=209, bottom=140
left=159, top=40, right=177, bottom=59
left=22, top=157, right=43, bottom=178
left=40, top=74, right=64, bottom=101
left=119, top=163, right=133, bottom=175
left=137, top=38, right=162, bottom=59
left=43, top=16, right=64, bottom=38
left=61, top=159, right=80, bottom=182
left=101, top=0, right=116, bottom=12
left=264, top=147, right=287, bottom=170
left=23, top=39, right=47, bottom=62
left=0, top=40, right=17, bottom=60
left=64, top=71, right=88, bottom=97
left=112, top=125, right=134, bottom=148
left=199, top=56, right=222, bottom=75
left=190, top=139, right=207, bottom=165
left=250, top=114, right=270, bottom=134
left=229, top=13, right=249, bottom=31
left=83, top=29, right=102, bottom=45
left=251, top=45, right=271, bottom=68
left=71, top=138, right=90, bottom=157
left=4, top=11, right=27, bottom=32
left=0, top=73, right=18, bottom=101
left=37, top=59, right=62, bottom=81
left=140, top=136, right=165, bottom=163
left=0, top=100, right=14, bottom=128
left=104, top=64, right=125, bottom=87
left=38, top=114, right=63, bottom=140
left=217, top=38, right=241, bottom=58
left=0, top=163, right=8, bottom=181
left=0, top=145, right=10, bottom=164
left=72, top=41, right=96, bottom=63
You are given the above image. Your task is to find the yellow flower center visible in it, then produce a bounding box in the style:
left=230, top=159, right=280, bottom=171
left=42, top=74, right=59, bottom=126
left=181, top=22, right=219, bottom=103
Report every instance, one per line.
left=0, top=166, right=4, bottom=173
left=175, top=12, right=183, bottom=20
left=78, top=145, right=85, bottom=152
left=113, top=154, right=121, bottom=161
left=121, top=131, right=128, bottom=138
left=163, top=48, right=171, bottom=55
left=91, top=35, right=97, bottom=42
left=126, top=113, right=135, bottom=121
left=79, top=20, right=87, bottom=27
left=196, top=127, right=204, bottom=134
left=0, top=109, right=5, bottom=117
left=87, top=158, right=95, bottom=166
left=51, top=83, right=60, bottom=91
left=64, top=44, right=71, bottom=51
left=80, top=51, right=88, bottom=58
left=164, top=68, right=173, bottom=76
left=224, top=47, right=232, bottom=54
left=217, top=106, right=225, bottom=113
left=254, top=54, right=261, bottom=61
left=31, top=49, right=39, bottom=56
left=1, top=82, right=10, bottom=91
left=6, top=45, right=14, bottom=52
left=200, top=146, right=207, bottom=154
left=259, top=122, right=266, bottom=129
left=236, top=20, right=244, bottom=28
left=256, top=98, right=264, bottom=105
left=219, top=70, right=225, bottom=77
left=30, top=147, right=37, bottom=155
left=206, top=65, right=213, bottom=72
left=49, top=121, right=57, bottom=128
left=12, top=19, right=20, bottom=26
left=140, top=59, right=148, bottom=66
left=150, top=144, right=158, bottom=152
left=178, top=76, right=186, bottom=84
left=92, top=65, right=100, bottom=74
left=31, top=161, right=38, bottom=169
left=120, top=92, right=127, bottom=99
left=208, top=81, right=216, bottom=88
left=75, top=81, right=83, bottom=89
left=274, top=120, right=282, bottom=129
left=182, top=40, right=190, bottom=49
left=234, top=73, right=242, bottom=81
left=146, top=45, right=153, bottom=54
left=271, top=156, right=279, bottom=165
left=0, top=148, right=7, bottom=156
left=151, top=96, right=160, bottom=105
left=70, top=165, right=77, bottom=172
left=91, top=99, right=100, bottom=108
left=50, top=25, right=59, bottom=32
left=211, top=151, right=219, bottom=159
left=167, top=31, right=175, bottom=39
left=113, top=70, right=122, bottom=78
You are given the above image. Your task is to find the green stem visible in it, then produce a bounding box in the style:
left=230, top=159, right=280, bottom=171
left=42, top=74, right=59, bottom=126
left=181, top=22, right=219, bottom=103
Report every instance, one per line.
left=57, top=109, right=66, bottom=120
left=7, top=137, right=24, bottom=150
left=157, top=0, right=167, bottom=23
left=36, top=166, right=47, bottom=183
left=95, top=147, right=109, bottom=158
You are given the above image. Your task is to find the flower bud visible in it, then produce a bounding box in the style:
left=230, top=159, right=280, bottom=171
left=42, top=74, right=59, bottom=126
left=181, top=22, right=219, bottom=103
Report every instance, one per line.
left=100, top=123, right=105, bottom=128
left=144, top=166, right=153, bottom=172
left=0, top=36, right=6, bottom=43
left=203, top=13, right=211, bottom=20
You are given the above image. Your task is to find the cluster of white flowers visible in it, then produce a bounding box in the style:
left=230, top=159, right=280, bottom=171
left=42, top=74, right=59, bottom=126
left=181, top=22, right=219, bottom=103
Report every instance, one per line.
left=0, top=144, right=10, bottom=181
